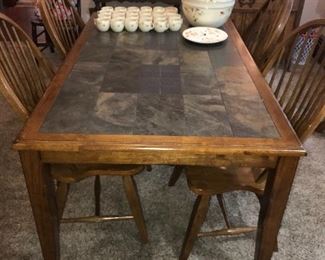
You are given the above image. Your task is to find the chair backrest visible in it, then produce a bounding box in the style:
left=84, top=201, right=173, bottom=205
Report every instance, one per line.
left=244, top=0, right=293, bottom=68
left=262, top=19, right=325, bottom=143
left=231, top=0, right=257, bottom=36
left=0, top=13, right=55, bottom=120
left=38, top=0, right=85, bottom=57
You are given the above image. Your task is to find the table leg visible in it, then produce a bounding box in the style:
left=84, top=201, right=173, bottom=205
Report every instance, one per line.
left=19, top=151, right=60, bottom=260
left=255, top=157, right=300, bottom=260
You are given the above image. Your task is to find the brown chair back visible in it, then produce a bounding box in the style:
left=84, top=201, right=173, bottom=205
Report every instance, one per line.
left=0, top=13, right=55, bottom=120
left=244, top=0, right=293, bottom=68
left=231, top=0, right=257, bottom=36
left=38, top=0, right=85, bottom=57
left=262, top=19, right=325, bottom=142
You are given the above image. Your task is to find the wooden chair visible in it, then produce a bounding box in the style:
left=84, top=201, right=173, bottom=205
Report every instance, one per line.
left=0, top=13, right=55, bottom=119
left=170, top=19, right=325, bottom=259
left=241, top=0, right=294, bottom=69
left=0, top=13, right=148, bottom=243
left=38, top=0, right=85, bottom=57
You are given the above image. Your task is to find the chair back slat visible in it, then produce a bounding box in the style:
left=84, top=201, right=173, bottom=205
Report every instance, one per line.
left=0, top=14, right=54, bottom=119
left=39, top=0, right=84, bottom=57
left=60, top=5, right=76, bottom=47
left=263, top=19, right=325, bottom=142
left=244, top=0, right=293, bottom=68
left=285, top=39, right=325, bottom=118
left=69, top=6, right=80, bottom=40
left=239, top=13, right=249, bottom=35
left=0, top=24, right=37, bottom=110
left=231, top=5, right=257, bottom=36
left=12, top=27, right=45, bottom=101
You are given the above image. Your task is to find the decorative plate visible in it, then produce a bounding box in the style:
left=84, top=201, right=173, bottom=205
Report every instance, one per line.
left=182, top=27, right=228, bottom=44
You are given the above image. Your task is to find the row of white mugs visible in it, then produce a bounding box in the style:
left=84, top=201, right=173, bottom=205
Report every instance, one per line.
left=94, top=6, right=183, bottom=33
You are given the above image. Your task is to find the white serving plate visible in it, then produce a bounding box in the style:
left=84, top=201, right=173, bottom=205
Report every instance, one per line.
left=182, top=27, right=228, bottom=44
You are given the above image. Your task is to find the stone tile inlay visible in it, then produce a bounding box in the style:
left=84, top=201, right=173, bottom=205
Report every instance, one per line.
left=41, top=29, right=279, bottom=138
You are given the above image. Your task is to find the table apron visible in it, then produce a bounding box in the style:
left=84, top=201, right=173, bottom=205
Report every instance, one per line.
left=40, top=150, right=279, bottom=168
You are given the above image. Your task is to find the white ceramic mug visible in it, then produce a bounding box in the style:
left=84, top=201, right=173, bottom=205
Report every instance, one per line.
left=169, top=17, right=183, bottom=31
left=126, top=13, right=139, bottom=19
left=98, top=14, right=111, bottom=21
left=127, top=10, right=139, bottom=15
left=140, top=10, right=152, bottom=17
left=111, top=18, right=125, bottom=32
left=94, top=18, right=110, bottom=32
left=153, top=10, right=165, bottom=17
left=101, top=6, right=114, bottom=12
left=115, top=6, right=127, bottom=12
left=166, top=13, right=181, bottom=19
left=98, top=9, right=112, bottom=13
left=140, top=6, right=152, bottom=12
left=154, top=19, right=168, bottom=32
left=112, top=11, right=125, bottom=19
left=127, top=6, right=139, bottom=12
left=153, top=6, right=165, bottom=13
left=98, top=12, right=112, bottom=19
left=97, top=10, right=112, bottom=17
left=139, top=18, right=153, bottom=32
left=125, top=18, right=138, bottom=32
left=165, top=6, right=178, bottom=13
left=154, top=16, right=167, bottom=22
left=153, top=13, right=166, bottom=20
left=139, top=14, right=152, bottom=21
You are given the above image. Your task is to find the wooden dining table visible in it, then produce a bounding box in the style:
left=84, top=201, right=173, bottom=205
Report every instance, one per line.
left=14, top=15, right=306, bottom=260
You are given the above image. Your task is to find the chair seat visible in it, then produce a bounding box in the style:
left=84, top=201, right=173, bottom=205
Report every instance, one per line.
left=186, top=166, right=266, bottom=196
left=52, top=164, right=145, bottom=183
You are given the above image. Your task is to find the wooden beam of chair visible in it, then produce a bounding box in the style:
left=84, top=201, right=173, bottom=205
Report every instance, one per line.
left=61, top=215, right=134, bottom=223
left=198, top=227, right=256, bottom=237
left=56, top=182, right=70, bottom=220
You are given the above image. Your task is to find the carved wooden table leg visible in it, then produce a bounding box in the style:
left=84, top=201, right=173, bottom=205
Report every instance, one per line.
left=19, top=151, right=60, bottom=260
left=255, top=157, right=300, bottom=260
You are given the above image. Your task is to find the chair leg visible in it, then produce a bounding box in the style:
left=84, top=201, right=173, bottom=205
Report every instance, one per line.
left=257, top=193, right=278, bottom=252
left=179, top=195, right=211, bottom=260
left=56, top=182, right=70, bottom=220
left=123, top=176, right=148, bottom=243
left=95, top=175, right=101, bottom=216
left=216, top=194, right=231, bottom=228
left=273, top=239, right=279, bottom=252
left=168, top=166, right=184, bottom=186
left=316, top=120, right=325, bottom=132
